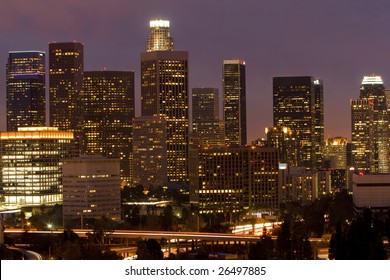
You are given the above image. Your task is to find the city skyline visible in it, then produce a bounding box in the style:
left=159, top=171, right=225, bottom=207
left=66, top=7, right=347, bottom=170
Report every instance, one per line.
left=1, top=1, right=390, bottom=142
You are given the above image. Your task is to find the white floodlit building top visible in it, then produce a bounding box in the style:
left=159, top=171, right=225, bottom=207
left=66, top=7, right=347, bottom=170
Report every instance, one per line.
left=150, top=19, right=170, bottom=28
left=362, top=76, right=383, bottom=85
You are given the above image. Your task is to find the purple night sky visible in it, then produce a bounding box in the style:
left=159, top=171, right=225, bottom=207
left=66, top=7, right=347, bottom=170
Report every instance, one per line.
left=1, top=0, right=390, bottom=142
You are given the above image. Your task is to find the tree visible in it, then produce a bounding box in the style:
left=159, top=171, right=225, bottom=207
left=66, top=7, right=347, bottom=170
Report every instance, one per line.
left=136, top=239, right=163, bottom=260
left=329, top=222, right=347, bottom=260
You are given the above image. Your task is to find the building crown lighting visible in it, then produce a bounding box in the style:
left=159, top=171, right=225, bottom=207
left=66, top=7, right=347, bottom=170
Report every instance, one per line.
left=361, top=76, right=383, bottom=85
left=150, top=19, right=170, bottom=28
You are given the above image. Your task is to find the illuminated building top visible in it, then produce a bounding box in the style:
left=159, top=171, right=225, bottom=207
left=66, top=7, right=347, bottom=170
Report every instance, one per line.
left=1, top=127, right=74, bottom=140
left=150, top=19, right=170, bottom=28
left=361, top=76, right=383, bottom=85
left=147, top=19, right=174, bottom=52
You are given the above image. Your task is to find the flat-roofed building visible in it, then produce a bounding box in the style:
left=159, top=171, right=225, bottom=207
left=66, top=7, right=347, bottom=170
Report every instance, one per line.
left=0, top=127, right=77, bottom=207
left=62, top=155, right=121, bottom=227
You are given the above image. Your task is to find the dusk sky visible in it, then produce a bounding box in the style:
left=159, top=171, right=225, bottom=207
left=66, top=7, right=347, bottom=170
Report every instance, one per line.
left=1, top=0, right=390, bottom=142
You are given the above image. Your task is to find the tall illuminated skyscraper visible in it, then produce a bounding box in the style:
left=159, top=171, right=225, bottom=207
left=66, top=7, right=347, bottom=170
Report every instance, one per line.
left=223, top=60, right=247, bottom=147
left=6, top=51, right=46, bottom=131
left=141, top=19, right=189, bottom=184
left=351, top=76, right=389, bottom=173
left=83, top=71, right=135, bottom=183
left=192, top=87, right=224, bottom=147
left=49, top=42, right=84, bottom=132
left=273, top=76, right=324, bottom=169
left=146, top=19, right=174, bottom=52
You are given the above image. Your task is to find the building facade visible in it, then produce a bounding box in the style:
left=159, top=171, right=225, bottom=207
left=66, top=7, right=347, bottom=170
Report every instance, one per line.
left=62, top=156, right=121, bottom=227
left=192, top=87, right=224, bottom=147
left=6, top=51, right=46, bottom=131
left=323, top=137, right=348, bottom=169
left=223, top=60, right=247, bottom=147
left=190, top=146, right=279, bottom=219
left=146, top=19, right=174, bottom=52
left=83, top=71, right=135, bottom=183
left=351, top=76, right=389, bottom=173
left=132, top=116, right=168, bottom=188
left=0, top=127, right=77, bottom=207
left=273, top=76, right=324, bottom=169
left=141, top=19, right=189, bottom=184
left=49, top=42, right=84, bottom=133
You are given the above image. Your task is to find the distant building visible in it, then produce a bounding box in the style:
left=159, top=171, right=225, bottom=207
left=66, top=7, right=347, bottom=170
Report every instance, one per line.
left=192, top=87, right=225, bottom=147
left=132, top=116, right=167, bottom=188
left=0, top=127, right=77, bottom=207
left=223, top=60, right=247, bottom=146
left=323, top=137, right=347, bottom=169
left=352, top=173, right=390, bottom=211
left=190, top=146, right=279, bottom=219
left=351, top=76, right=389, bottom=173
left=62, top=156, right=121, bottom=227
left=146, top=19, right=174, bottom=52
left=6, top=51, right=46, bottom=131
left=49, top=42, right=84, bottom=133
left=141, top=19, right=189, bottom=184
left=273, top=76, right=324, bottom=169
left=264, top=126, right=301, bottom=167
left=83, top=70, right=135, bottom=183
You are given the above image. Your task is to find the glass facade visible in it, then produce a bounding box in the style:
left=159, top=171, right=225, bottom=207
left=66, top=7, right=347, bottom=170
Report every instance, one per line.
left=223, top=60, right=247, bottom=147
left=49, top=42, right=84, bottom=133
left=6, top=51, right=46, bottom=131
left=83, top=71, right=135, bottom=183
left=0, top=127, right=77, bottom=207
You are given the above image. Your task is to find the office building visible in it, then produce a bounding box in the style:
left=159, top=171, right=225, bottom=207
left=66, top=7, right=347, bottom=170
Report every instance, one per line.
left=49, top=42, right=84, bottom=133
left=223, top=60, right=247, bottom=146
left=273, top=76, right=324, bottom=169
left=190, top=146, right=279, bottom=218
left=141, top=19, right=189, bottom=184
left=192, top=87, right=224, bottom=147
left=83, top=71, right=135, bottom=183
left=0, top=127, right=77, bottom=207
left=62, top=156, right=121, bottom=227
left=323, top=137, right=348, bottom=169
left=132, top=116, right=167, bottom=188
left=6, top=51, right=46, bottom=131
left=351, top=76, right=389, bottom=173
left=264, top=126, right=301, bottom=167
left=146, top=19, right=174, bottom=52
left=352, top=173, right=390, bottom=211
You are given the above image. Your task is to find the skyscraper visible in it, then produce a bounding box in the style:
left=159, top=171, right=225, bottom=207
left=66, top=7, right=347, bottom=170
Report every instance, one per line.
left=223, top=60, right=247, bottom=146
left=146, top=19, right=174, bottom=52
left=192, top=87, right=224, bottom=147
left=83, top=71, right=135, bottom=183
left=323, top=137, right=348, bottom=169
left=351, top=76, right=389, bottom=173
left=132, top=116, right=167, bottom=188
left=273, top=76, right=324, bottom=169
left=49, top=42, right=84, bottom=132
left=6, top=51, right=46, bottom=131
left=141, top=19, right=189, bottom=184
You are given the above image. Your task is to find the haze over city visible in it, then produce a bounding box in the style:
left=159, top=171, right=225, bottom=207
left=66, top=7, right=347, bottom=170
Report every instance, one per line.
left=1, top=0, right=390, bottom=141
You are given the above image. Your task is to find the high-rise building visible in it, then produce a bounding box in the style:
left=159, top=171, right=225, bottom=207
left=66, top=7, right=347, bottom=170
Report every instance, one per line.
left=6, top=51, right=46, bottom=131
left=0, top=127, right=77, bottom=208
left=132, top=116, right=167, bottom=188
left=351, top=99, right=374, bottom=173
left=264, top=126, right=301, bottom=167
left=190, top=146, right=279, bottom=218
left=49, top=42, right=84, bottom=133
left=62, top=155, right=121, bottom=227
left=141, top=19, right=189, bottom=184
left=351, top=76, right=389, bottom=173
left=323, top=137, right=348, bottom=169
left=273, top=76, right=324, bottom=169
left=146, top=19, right=174, bottom=52
left=223, top=60, right=247, bottom=147
left=192, top=87, right=224, bottom=147
left=83, top=71, right=135, bottom=183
